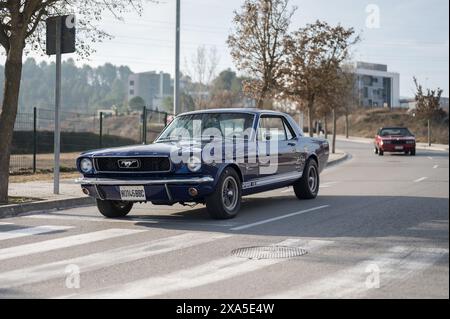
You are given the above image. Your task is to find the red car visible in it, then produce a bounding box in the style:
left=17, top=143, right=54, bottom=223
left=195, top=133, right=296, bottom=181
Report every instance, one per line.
left=374, top=127, right=416, bottom=156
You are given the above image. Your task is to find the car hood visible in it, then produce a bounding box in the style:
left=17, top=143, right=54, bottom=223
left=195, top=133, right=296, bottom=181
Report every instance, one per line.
left=80, top=141, right=204, bottom=158
left=380, top=136, right=416, bottom=141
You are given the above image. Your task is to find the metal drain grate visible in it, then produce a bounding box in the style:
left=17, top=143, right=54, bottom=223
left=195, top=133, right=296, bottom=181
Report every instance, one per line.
left=232, top=246, right=308, bottom=260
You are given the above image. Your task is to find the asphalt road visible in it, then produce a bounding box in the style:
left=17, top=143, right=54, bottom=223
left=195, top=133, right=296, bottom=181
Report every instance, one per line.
left=0, top=140, right=448, bottom=299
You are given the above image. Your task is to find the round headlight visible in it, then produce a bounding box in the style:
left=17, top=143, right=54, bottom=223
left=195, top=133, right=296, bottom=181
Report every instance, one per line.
left=187, top=156, right=202, bottom=173
left=80, top=158, right=93, bottom=173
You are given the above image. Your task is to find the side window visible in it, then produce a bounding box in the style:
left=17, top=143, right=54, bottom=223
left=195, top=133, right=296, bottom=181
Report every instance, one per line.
left=283, top=118, right=296, bottom=140
left=258, top=116, right=287, bottom=142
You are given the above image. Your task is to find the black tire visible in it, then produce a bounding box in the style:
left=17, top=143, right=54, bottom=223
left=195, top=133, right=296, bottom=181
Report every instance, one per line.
left=206, top=167, right=242, bottom=219
left=293, top=159, right=320, bottom=200
left=411, top=148, right=416, bottom=156
left=96, top=200, right=133, bottom=218
left=374, top=146, right=379, bottom=155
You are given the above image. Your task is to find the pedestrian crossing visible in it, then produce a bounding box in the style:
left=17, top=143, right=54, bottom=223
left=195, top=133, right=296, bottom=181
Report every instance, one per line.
left=0, top=217, right=447, bottom=299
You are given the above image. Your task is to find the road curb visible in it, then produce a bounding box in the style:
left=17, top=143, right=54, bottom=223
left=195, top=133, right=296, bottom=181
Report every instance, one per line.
left=327, top=153, right=350, bottom=168
left=0, top=196, right=95, bottom=219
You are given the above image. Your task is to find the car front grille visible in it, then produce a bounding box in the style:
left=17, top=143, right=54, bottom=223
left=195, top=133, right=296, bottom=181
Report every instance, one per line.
left=391, top=140, right=407, bottom=145
left=95, top=157, right=171, bottom=173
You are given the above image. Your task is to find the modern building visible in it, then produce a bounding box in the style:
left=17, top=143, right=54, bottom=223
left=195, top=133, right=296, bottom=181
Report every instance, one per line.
left=128, top=71, right=172, bottom=110
left=355, top=62, right=400, bottom=108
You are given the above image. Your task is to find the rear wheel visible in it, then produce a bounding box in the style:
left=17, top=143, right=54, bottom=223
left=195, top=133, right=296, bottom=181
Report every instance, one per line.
left=96, top=200, right=133, bottom=218
left=206, top=168, right=242, bottom=219
left=374, top=146, right=379, bottom=154
left=379, top=149, right=384, bottom=156
left=294, top=159, right=320, bottom=200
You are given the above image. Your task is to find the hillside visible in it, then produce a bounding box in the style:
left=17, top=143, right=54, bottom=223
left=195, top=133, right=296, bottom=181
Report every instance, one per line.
left=336, top=108, right=449, bottom=145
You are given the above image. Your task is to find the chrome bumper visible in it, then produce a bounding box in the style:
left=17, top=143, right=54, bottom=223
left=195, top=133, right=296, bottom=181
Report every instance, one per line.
left=75, top=176, right=214, bottom=186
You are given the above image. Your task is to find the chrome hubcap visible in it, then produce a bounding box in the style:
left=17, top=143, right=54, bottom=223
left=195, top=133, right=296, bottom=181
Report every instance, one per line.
left=222, top=176, right=239, bottom=211
left=308, top=166, right=318, bottom=193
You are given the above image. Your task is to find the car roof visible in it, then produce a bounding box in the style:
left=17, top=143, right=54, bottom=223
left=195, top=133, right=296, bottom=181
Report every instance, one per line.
left=179, top=108, right=284, bottom=116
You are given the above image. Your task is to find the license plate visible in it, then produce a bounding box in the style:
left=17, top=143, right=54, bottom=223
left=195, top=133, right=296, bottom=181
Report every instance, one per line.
left=395, top=146, right=404, bottom=150
left=119, top=186, right=146, bottom=201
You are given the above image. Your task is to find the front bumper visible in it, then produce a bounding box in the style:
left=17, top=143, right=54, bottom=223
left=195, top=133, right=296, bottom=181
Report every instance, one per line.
left=379, top=144, right=415, bottom=152
left=77, top=176, right=215, bottom=203
left=76, top=176, right=214, bottom=185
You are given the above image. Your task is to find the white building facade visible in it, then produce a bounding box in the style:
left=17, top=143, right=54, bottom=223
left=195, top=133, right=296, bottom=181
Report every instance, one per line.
left=355, top=62, right=400, bottom=108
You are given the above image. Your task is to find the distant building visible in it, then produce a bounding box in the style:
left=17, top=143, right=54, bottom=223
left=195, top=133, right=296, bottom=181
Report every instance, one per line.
left=128, top=71, right=172, bottom=110
left=355, top=62, right=400, bottom=108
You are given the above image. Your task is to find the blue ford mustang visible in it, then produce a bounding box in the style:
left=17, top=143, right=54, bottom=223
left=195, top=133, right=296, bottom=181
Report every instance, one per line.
left=76, top=109, right=330, bottom=219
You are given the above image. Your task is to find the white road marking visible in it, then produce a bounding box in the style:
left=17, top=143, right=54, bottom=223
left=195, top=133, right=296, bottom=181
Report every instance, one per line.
left=427, top=156, right=433, bottom=160
left=262, top=246, right=448, bottom=299
left=433, top=165, right=439, bottom=169
left=414, top=177, right=428, bottom=183
left=0, top=232, right=230, bottom=289
left=230, top=205, right=330, bottom=231
left=0, top=222, right=14, bottom=226
left=281, top=182, right=338, bottom=193
left=25, top=214, right=237, bottom=228
left=0, top=228, right=146, bottom=262
left=0, top=225, right=73, bottom=241
left=60, top=239, right=334, bottom=299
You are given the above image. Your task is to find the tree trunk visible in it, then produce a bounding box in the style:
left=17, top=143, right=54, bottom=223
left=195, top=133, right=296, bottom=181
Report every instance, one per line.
left=0, top=43, right=24, bottom=203
left=345, top=112, right=349, bottom=139
left=332, top=108, right=337, bottom=154
left=307, top=95, right=315, bottom=138
left=324, top=116, right=328, bottom=140
left=428, top=119, right=431, bottom=146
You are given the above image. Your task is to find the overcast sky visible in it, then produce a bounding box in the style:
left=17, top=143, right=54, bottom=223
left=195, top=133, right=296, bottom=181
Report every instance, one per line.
left=2, top=0, right=449, bottom=97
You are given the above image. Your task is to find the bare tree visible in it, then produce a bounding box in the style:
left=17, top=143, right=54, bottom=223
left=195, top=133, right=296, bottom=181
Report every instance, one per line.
left=228, top=0, right=296, bottom=109
left=281, top=20, right=359, bottom=137
left=184, top=45, right=220, bottom=109
left=413, top=77, right=444, bottom=146
left=317, top=69, right=355, bottom=153
left=0, top=0, right=151, bottom=203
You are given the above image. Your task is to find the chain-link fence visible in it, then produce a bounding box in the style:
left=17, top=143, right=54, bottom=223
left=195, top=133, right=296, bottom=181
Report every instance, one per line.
left=10, top=107, right=171, bottom=174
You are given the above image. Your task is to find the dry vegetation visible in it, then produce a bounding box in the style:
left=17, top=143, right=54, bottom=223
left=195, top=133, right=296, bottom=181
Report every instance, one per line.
left=336, top=108, right=449, bottom=144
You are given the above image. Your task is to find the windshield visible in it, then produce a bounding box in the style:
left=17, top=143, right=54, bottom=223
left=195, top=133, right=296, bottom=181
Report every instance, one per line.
left=379, top=128, right=413, bottom=137
left=156, top=113, right=255, bottom=142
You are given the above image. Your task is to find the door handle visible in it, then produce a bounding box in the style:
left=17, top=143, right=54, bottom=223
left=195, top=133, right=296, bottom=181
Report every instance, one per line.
left=288, top=142, right=297, bottom=147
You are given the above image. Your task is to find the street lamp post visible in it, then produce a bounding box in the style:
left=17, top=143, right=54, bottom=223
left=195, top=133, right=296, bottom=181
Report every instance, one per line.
left=174, top=0, right=181, bottom=116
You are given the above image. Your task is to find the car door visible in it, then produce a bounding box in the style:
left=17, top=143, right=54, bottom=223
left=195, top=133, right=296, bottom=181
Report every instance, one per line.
left=257, top=115, right=299, bottom=178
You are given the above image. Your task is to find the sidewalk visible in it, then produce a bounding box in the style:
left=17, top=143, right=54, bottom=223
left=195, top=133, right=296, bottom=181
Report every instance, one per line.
left=335, top=135, right=449, bottom=152
left=2, top=153, right=349, bottom=218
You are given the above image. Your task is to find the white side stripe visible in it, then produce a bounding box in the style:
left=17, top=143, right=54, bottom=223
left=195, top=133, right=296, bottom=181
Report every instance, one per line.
left=414, top=177, right=428, bottom=183
left=0, top=225, right=73, bottom=241
left=0, top=228, right=146, bottom=262
left=230, top=205, right=330, bottom=231
left=61, top=239, right=333, bottom=299
left=0, top=232, right=230, bottom=289
left=263, top=246, right=448, bottom=299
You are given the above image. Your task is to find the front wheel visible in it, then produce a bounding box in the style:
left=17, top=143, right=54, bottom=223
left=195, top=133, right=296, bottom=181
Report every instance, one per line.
left=410, top=148, right=416, bottom=156
left=96, top=200, right=133, bottom=218
left=294, top=160, right=320, bottom=200
left=206, top=168, right=242, bottom=219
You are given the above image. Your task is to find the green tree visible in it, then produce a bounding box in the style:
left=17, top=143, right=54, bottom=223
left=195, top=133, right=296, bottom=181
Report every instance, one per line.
left=0, top=0, right=150, bottom=203
left=413, top=77, right=444, bottom=146
left=129, top=96, right=146, bottom=111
